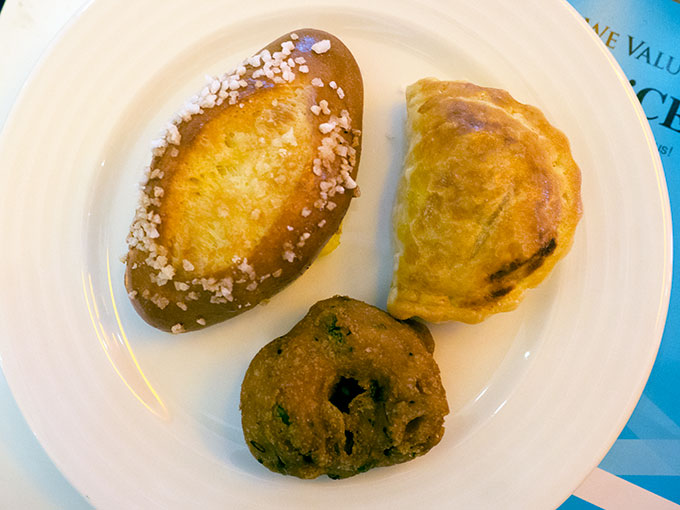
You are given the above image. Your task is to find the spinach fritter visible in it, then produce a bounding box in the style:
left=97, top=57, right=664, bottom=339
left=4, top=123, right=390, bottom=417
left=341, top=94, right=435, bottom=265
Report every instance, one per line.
left=240, top=296, right=448, bottom=479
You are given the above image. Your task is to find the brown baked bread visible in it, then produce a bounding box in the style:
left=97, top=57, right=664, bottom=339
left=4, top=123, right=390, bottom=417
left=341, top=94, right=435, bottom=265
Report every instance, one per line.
left=124, top=29, right=363, bottom=333
left=240, top=296, right=448, bottom=479
left=388, top=78, right=582, bottom=323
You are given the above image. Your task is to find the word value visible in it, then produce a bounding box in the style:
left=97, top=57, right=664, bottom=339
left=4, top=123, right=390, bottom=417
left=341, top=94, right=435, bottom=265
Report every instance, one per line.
left=585, top=18, right=680, bottom=77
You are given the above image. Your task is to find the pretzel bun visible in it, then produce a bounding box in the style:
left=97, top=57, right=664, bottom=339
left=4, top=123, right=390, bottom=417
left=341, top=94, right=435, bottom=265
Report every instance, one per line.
left=124, top=29, right=363, bottom=333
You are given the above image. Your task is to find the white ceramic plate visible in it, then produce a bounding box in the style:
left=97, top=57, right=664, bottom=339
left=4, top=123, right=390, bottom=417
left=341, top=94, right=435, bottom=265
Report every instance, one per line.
left=0, top=0, right=671, bottom=508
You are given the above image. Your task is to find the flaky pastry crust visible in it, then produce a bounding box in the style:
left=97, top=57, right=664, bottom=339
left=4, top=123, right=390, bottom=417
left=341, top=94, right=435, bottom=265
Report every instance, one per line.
left=388, top=79, right=582, bottom=323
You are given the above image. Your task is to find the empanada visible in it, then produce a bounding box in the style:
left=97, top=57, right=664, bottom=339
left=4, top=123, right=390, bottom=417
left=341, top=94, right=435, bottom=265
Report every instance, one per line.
left=388, top=79, right=582, bottom=323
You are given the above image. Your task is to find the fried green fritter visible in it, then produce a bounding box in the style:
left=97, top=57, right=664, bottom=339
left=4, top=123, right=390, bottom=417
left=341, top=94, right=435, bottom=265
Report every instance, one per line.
left=240, top=296, right=448, bottom=479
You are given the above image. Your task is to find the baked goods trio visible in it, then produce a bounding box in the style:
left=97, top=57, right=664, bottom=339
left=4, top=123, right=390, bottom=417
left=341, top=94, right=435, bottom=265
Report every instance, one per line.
left=123, top=30, right=582, bottom=479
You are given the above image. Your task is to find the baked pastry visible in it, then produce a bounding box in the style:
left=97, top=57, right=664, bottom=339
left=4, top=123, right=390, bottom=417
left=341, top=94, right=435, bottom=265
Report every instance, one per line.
left=124, top=29, right=363, bottom=333
left=240, top=296, right=448, bottom=479
left=388, top=78, right=582, bottom=323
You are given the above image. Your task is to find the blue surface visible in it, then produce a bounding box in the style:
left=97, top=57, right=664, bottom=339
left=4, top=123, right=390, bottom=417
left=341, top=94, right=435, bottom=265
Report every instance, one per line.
left=621, top=475, right=680, bottom=505
left=560, top=496, right=605, bottom=510
left=563, top=0, right=680, bottom=506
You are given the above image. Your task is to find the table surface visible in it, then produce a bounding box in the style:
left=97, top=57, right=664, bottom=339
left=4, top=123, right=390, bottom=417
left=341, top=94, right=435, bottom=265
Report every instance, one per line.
left=0, top=1, right=678, bottom=509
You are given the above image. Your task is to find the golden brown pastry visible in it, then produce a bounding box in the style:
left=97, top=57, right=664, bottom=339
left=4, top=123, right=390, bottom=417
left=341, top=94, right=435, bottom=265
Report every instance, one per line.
left=240, top=296, right=448, bottom=479
left=388, top=79, right=582, bottom=323
left=124, top=29, right=363, bottom=333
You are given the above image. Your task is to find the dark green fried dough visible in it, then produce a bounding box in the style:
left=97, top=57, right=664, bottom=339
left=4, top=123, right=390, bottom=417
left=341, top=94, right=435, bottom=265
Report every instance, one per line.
left=239, top=296, right=449, bottom=479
